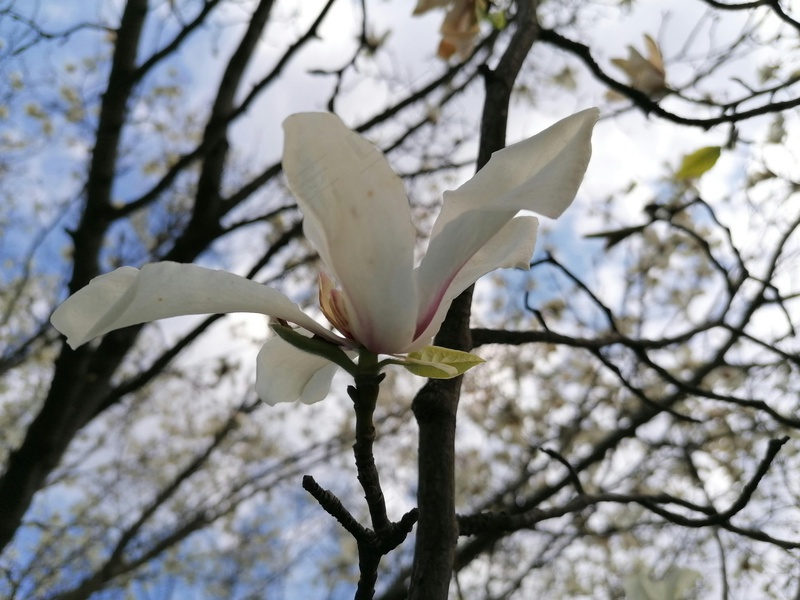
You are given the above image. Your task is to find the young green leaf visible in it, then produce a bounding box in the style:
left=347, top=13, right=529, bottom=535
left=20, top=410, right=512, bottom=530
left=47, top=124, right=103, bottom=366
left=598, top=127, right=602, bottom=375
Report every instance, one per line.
left=484, top=10, right=507, bottom=30
left=675, top=146, right=721, bottom=180
left=391, top=345, right=485, bottom=379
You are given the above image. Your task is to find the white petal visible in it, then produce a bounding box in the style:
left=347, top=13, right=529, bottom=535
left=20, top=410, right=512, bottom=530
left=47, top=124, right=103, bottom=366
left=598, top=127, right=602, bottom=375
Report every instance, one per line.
left=410, top=217, right=538, bottom=350
left=255, top=336, right=338, bottom=405
left=413, top=109, right=597, bottom=345
left=282, top=113, right=418, bottom=353
left=431, top=108, right=599, bottom=239
left=50, top=262, right=340, bottom=349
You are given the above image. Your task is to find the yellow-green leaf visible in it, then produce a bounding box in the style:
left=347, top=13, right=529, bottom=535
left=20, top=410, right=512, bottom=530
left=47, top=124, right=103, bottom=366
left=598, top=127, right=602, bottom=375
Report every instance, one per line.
left=477, top=0, right=507, bottom=30
left=484, top=10, right=507, bottom=30
left=675, top=146, right=721, bottom=180
left=397, top=346, right=485, bottom=379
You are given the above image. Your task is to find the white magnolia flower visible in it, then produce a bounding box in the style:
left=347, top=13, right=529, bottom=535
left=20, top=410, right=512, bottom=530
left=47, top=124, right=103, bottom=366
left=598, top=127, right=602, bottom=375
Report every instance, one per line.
left=51, top=109, right=598, bottom=405
left=413, top=0, right=481, bottom=60
left=610, top=34, right=667, bottom=99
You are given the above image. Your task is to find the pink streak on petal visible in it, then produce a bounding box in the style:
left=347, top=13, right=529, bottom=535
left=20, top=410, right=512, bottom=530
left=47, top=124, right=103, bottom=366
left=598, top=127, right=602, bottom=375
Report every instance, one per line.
left=412, top=259, right=466, bottom=342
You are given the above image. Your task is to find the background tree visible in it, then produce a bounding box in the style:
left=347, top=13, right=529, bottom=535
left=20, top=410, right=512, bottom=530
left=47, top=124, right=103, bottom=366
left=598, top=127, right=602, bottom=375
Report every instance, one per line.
left=0, top=0, right=799, bottom=598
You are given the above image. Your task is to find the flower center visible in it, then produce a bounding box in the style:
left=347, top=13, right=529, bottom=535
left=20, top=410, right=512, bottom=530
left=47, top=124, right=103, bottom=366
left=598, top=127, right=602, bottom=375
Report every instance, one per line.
left=318, top=272, right=354, bottom=340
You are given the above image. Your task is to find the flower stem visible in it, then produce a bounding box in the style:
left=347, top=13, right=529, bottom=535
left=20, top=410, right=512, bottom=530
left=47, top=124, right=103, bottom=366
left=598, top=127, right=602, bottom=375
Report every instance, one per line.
left=305, top=350, right=418, bottom=599
left=345, top=350, right=390, bottom=598
left=349, top=350, right=390, bottom=531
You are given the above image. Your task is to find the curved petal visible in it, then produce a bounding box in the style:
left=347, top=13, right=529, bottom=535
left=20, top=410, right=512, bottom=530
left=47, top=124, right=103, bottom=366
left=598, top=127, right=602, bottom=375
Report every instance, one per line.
left=255, top=336, right=338, bottom=405
left=410, top=217, right=538, bottom=350
left=50, top=262, right=341, bottom=349
left=414, top=109, right=597, bottom=345
left=431, top=108, right=599, bottom=239
left=282, top=113, right=418, bottom=353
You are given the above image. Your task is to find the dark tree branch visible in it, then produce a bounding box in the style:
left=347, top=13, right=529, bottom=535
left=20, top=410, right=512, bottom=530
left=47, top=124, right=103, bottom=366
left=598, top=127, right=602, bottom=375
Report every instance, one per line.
left=165, top=0, right=276, bottom=263
left=115, top=0, right=335, bottom=220
left=303, top=476, right=418, bottom=600
left=303, top=475, right=371, bottom=540
left=408, top=2, right=542, bottom=598
left=471, top=322, right=722, bottom=351
left=0, top=0, right=151, bottom=555
left=306, top=361, right=418, bottom=599
left=459, top=436, right=789, bottom=537
left=227, top=0, right=338, bottom=125
left=45, top=401, right=253, bottom=600
left=472, top=321, right=724, bottom=350
left=699, top=0, right=800, bottom=33
left=348, top=370, right=391, bottom=533
left=448, top=337, right=745, bottom=580
left=47, top=399, right=371, bottom=600
left=539, top=447, right=585, bottom=495
left=539, top=28, right=800, bottom=128
left=0, top=8, right=112, bottom=56
left=133, top=0, right=223, bottom=83
left=355, top=29, right=501, bottom=136
left=70, top=0, right=148, bottom=293
left=303, top=474, right=418, bottom=600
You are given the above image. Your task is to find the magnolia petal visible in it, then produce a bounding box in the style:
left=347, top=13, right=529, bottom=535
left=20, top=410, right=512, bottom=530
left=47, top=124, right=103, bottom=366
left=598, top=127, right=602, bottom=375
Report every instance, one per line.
left=413, top=0, right=450, bottom=14
left=614, top=47, right=665, bottom=96
left=255, top=336, right=338, bottom=405
left=50, top=262, right=340, bottom=349
left=411, top=217, right=538, bottom=350
left=282, top=113, right=418, bottom=353
left=611, top=35, right=667, bottom=98
left=431, top=108, right=599, bottom=240
left=644, top=34, right=665, bottom=72
left=438, top=0, right=480, bottom=60
left=413, top=109, right=597, bottom=347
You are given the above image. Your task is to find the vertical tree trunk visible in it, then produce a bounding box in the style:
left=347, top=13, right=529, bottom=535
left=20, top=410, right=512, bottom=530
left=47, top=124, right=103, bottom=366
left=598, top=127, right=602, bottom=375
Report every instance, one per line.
left=407, top=2, right=542, bottom=597
left=0, top=0, right=151, bottom=553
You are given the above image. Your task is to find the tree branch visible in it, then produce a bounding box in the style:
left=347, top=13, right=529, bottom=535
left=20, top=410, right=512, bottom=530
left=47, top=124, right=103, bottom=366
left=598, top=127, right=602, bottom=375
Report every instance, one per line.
left=540, top=27, right=800, bottom=128
left=0, top=0, right=151, bottom=555
left=408, top=2, right=542, bottom=598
